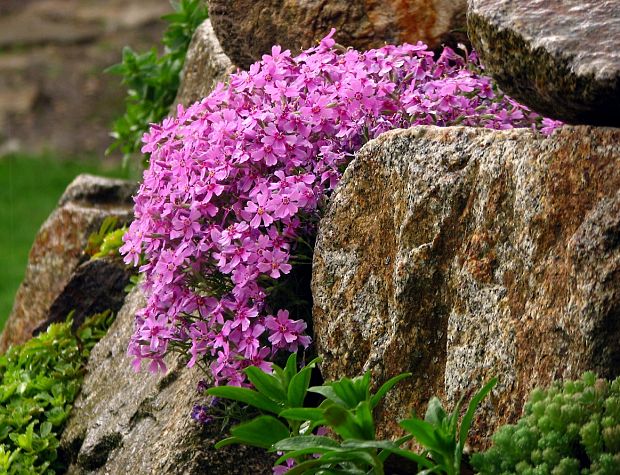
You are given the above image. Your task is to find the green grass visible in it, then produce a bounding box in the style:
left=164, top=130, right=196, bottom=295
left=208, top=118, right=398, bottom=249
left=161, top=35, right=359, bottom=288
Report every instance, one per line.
left=0, top=154, right=126, bottom=330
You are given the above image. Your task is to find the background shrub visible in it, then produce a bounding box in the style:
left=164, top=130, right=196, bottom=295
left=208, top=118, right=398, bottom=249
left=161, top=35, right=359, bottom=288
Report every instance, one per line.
left=106, top=0, right=208, bottom=163
left=0, top=311, right=115, bottom=474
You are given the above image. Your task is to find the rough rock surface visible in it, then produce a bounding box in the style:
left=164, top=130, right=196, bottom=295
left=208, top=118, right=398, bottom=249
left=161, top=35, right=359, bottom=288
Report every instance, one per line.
left=60, top=288, right=276, bottom=474
left=0, top=174, right=135, bottom=352
left=174, top=19, right=235, bottom=108
left=312, top=126, right=620, bottom=447
left=468, top=0, right=620, bottom=127
left=208, top=0, right=467, bottom=70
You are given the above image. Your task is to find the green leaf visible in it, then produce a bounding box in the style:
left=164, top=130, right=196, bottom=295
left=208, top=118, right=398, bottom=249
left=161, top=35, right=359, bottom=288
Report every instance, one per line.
left=331, top=377, right=362, bottom=408
left=353, top=400, right=375, bottom=440
left=425, top=397, right=447, bottom=427
left=309, top=386, right=347, bottom=407
left=376, top=434, right=413, bottom=462
left=214, top=436, right=244, bottom=449
left=279, top=408, right=325, bottom=422
left=274, top=435, right=340, bottom=452
left=459, top=377, right=497, bottom=447
left=354, top=372, right=372, bottom=401
left=447, top=395, right=464, bottom=437
left=273, top=435, right=341, bottom=464
left=400, top=417, right=440, bottom=448
left=321, top=449, right=383, bottom=473
left=39, top=422, right=52, bottom=438
left=229, top=416, right=290, bottom=449
left=284, top=353, right=298, bottom=385
left=206, top=386, right=283, bottom=415
left=244, top=366, right=287, bottom=404
left=340, top=438, right=433, bottom=469
left=287, top=364, right=313, bottom=408
left=323, top=406, right=365, bottom=440
left=279, top=458, right=325, bottom=475
left=370, top=372, right=411, bottom=408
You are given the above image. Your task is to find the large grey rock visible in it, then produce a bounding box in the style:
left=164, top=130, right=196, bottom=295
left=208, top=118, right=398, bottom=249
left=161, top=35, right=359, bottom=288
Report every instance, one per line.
left=312, top=125, right=620, bottom=447
left=60, top=287, right=276, bottom=474
left=173, top=18, right=235, bottom=108
left=208, top=0, right=467, bottom=70
left=468, top=0, right=620, bottom=127
left=0, top=174, right=135, bottom=353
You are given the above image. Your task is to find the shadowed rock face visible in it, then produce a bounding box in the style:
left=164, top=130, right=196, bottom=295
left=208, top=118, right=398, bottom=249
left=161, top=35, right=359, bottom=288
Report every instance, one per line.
left=468, top=0, right=620, bottom=126
left=207, top=0, right=467, bottom=70
left=173, top=19, right=235, bottom=109
left=312, top=125, right=620, bottom=448
left=0, top=174, right=135, bottom=353
left=33, top=257, right=133, bottom=335
left=60, top=288, right=276, bottom=474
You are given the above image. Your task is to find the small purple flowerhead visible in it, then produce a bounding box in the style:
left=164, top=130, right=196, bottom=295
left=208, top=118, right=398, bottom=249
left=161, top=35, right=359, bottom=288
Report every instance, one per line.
left=273, top=458, right=296, bottom=474
left=191, top=404, right=213, bottom=424
left=196, top=379, right=209, bottom=394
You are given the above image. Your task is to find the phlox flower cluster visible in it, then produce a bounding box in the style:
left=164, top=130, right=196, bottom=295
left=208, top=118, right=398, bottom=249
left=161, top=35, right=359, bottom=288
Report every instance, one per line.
left=121, top=30, right=561, bottom=385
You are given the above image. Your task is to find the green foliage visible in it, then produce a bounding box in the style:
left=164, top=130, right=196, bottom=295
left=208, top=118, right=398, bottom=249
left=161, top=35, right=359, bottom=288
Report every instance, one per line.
left=106, top=0, right=209, bottom=162
left=0, top=311, right=115, bottom=474
left=85, top=216, right=127, bottom=260
left=209, top=355, right=495, bottom=474
left=399, top=378, right=497, bottom=475
left=207, top=353, right=321, bottom=448
left=472, top=372, right=620, bottom=475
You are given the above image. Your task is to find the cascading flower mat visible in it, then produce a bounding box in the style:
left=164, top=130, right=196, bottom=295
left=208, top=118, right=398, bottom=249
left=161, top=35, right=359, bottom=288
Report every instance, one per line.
left=121, top=30, right=560, bottom=385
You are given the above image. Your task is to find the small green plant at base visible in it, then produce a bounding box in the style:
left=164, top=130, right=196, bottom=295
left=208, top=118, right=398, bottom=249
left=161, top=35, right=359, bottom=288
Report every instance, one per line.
left=398, top=378, right=497, bottom=475
left=0, top=311, right=115, bottom=474
left=206, top=353, right=322, bottom=449
left=208, top=354, right=496, bottom=474
left=106, top=0, right=208, bottom=163
left=472, top=372, right=620, bottom=475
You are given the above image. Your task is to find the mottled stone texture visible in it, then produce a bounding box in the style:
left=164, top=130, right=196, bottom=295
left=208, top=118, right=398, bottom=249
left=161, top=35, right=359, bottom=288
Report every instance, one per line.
left=468, top=0, right=620, bottom=126
left=312, top=126, right=620, bottom=447
left=0, top=174, right=135, bottom=352
left=60, top=288, right=276, bottom=474
left=173, top=18, right=235, bottom=108
left=208, top=0, right=467, bottom=70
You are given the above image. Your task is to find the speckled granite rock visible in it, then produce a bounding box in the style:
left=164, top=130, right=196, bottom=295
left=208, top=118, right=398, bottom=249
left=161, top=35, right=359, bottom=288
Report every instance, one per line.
left=468, top=0, right=620, bottom=126
left=173, top=18, right=235, bottom=108
left=312, top=125, right=620, bottom=448
left=60, top=287, right=276, bottom=474
left=208, top=0, right=467, bottom=70
left=0, top=174, right=135, bottom=353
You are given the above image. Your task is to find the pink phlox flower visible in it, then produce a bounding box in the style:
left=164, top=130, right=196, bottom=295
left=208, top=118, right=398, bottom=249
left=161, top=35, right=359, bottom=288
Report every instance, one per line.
left=231, top=304, right=259, bottom=332
left=237, top=324, right=265, bottom=359
left=138, top=314, right=172, bottom=352
left=265, top=310, right=310, bottom=351
left=257, top=249, right=292, bottom=278
left=244, top=192, right=275, bottom=228
left=188, top=320, right=210, bottom=367
left=271, top=190, right=300, bottom=219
